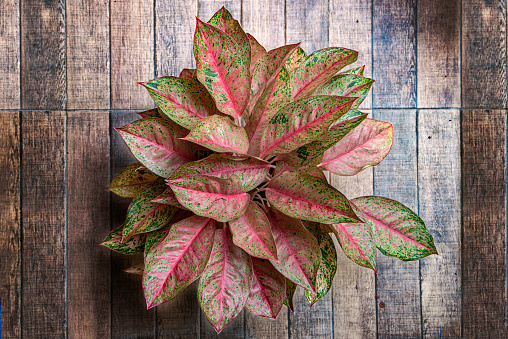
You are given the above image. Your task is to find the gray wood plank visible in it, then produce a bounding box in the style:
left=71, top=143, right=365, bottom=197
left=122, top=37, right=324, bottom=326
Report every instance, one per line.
left=243, top=0, right=285, bottom=50
left=286, top=0, right=328, bottom=53
left=0, top=0, right=20, bottom=109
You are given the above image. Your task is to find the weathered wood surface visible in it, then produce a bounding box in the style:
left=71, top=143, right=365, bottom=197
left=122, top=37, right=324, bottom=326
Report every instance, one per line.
left=0, top=0, right=507, bottom=337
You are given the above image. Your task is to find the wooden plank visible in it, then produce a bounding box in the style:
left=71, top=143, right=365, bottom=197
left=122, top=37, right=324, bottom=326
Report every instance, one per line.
left=0, top=0, right=20, bottom=109
left=201, top=311, right=244, bottom=339
left=417, top=0, right=460, bottom=108
left=0, top=113, right=20, bottom=338
left=289, top=288, right=333, bottom=339
left=286, top=0, right=328, bottom=52
left=329, top=0, right=372, bottom=108
left=242, top=0, right=285, bottom=50
left=21, top=0, right=65, bottom=109
left=372, top=0, right=416, bottom=108
left=111, top=0, right=154, bottom=109
left=462, top=1, right=507, bottom=108
left=418, top=109, right=461, bottom=338
left=373, top=109, right=421, bottom=338
left=21, top=111, right=66, bottom=337
left=330, top=112, right=376, bottom=339
left=67, top=0, right=110, bottom=109
left=67, top=112, right=111, bottom=338
left=462, top=110, right=507, bottom=337
left=110, top=111, right=155, bottom=338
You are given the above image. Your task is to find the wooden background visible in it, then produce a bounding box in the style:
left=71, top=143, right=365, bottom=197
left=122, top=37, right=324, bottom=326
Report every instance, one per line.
left=0, top=0, right=506, bottom=338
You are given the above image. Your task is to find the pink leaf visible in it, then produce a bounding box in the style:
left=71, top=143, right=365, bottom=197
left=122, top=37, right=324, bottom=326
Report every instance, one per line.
left=314, top=73, right=375, bottom=109
left=247, top=33, right=267, bottom=73
left=284, top=279, right=297, bottom=311
left=152, top=187, right=187, bottom=210
left=107, top=162, right=158, bottom=198
left=333, top=221, right=377, bottom=271
left=198, top=227, right=253, bottom=333
left=284, top=46, right=307, bottom=73
left=179, top=68, right=197, bottom=80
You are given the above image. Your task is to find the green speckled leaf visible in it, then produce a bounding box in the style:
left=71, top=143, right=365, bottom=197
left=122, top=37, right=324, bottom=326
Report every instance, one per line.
left=152, top=187, right=187, bottom=210
left=284, top=279, right=297, bottom=311
left=116, top=118, right=196, bottom=178
left=266, top=208, right=320, bottom=292
left=168, top=174, right=249, bottom=222
left=259, top=96, right=356, bottom=158
left=352, top=196, right=438, bottom=261
left=229, top=202, right=277, bottom=260
left=141, top=76, right=219, bottom=130
left=247, top=33, right=266, bottom=73
left=285, top=46, right=307, bottom=73
left=194, top=18, right=250, bottom=119
left=123, top=180, right=178, bottom=240
left=182, top=115, right=249, bottom=154
left=107, top=162, right=158, bottom=198
left=305, top=167, right=327, bottom=182
left=319, top=118, right=393, bottom=176
left=314, top=74, right=375, bottom=109
left=339, top=65, right=365, bottom=76
left=302, top=220, right=333, bottom=234
left=266, top=171, right=361, bottom=224
left=198, top=227, right=253, bottom=333
left=138, top=108, right=166, bottom=119
left=100, top=225, right=146, bottom=254
left=291, top=47, right=358, bottom=100
left=143, top=215, right=216, bottom=308
left=245, top=258, right=285, bottom=319
left=179, top=68, right=197, bottom=80
left=124, top=263, right=144, bottom=275
left=333, top=220, right=377, bottom=271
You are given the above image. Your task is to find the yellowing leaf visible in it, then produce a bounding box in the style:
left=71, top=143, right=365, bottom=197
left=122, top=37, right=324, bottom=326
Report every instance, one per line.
left=107, top=162, right=158, bottom=198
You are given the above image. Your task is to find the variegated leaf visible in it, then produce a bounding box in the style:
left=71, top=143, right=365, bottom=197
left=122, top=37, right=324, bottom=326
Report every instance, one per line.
left=208, top=6, right=251, bottom=66
left=291, top=47, right=358, bottom=100
left=101, top=225, right=146, bottom=254
left=245, top=258, right=285, bottom=318
left=333, top=220, right=377, bottom=271
left=339, top=65, right=365, bottom=76
left=107, top=162, right=158, bottom=198
left=266, top=208, right=320, bottom=292
left=198, top=227, right=253, bottom=333
left=143, top=215, right=216, bottom=307
left=124, top=263, right=144, bottom=275
left=259, top=96, right=356, bottom=158
left=179, top=68, right=197, bottom=80
left=266, top=171, right=361, bottom=224
left=314, top=74, right=375, bottom=109
left=123, top=180, right=178, bottom=240
left=138, top=108, right=165, bottom=119
left=141, top=76, right=219, bottom=130
left=182, top=115, right=249, bottom=154
left=306, top=167, right=327, bottom=182
left=319, top=118, right=393, bottom=176
left=285, top=46, right=307, bottom=73
left=229, top=202, right=277, bottom=260
left=168, top=153, right=269, bottom=192
left=247, top=33, right=267, bottom=73
left=303, top=220, right=333, bottom=234
left=115, top=118, right=196, bottom=178
left=169, top=174, right=249, bottom=222
left=152, top=187, right=187, bottom=210
left=194, top=18, right=250, bottom=119
left=284, top=279, right=297, bottom=311
left=352, top=196, right=438, bottom=261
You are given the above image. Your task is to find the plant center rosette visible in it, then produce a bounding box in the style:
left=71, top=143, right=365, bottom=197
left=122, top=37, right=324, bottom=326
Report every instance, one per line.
left=101, top=7, right=437, bottom=333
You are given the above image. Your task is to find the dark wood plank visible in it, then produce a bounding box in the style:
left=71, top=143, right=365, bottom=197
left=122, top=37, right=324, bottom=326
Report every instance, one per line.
left=243, top=0, right=285, bottom=51
left=0, top=0, right=20, bottom=109
left=373, top=109, right=421, bottom=338
left=462, top=1, right=507, bottom=108
left=372, top=0, right=416, bottom=108
left=67, top=112, right=111, bottom=338
left=462, top=110, right=508, bottom=337
left=417, top=0, right=460, bottom=108
left=21, top=0, right=65, bottom=109
left=286, top=0, right=328, bottom=52
left=67, top=0, right=110, bottom=109
left=111, top=111, right=156, bottom=338
left=289, top=288, right=333, bottom=339
left=111, top=0, right=154, bottom=109
left=418, top=110, right=461, bottom=338
left=21, top=111, right=66, bottom=337
left=0, top=112, right=20, bottom=338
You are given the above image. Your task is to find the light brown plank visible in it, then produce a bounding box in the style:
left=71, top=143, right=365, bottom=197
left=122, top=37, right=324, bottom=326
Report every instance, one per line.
left=286, top=0, right=328, bottom=53
left=418, top=109, right=461, bottom=338
left=417, top=0, right=460, bottom=108
left=111, top=0, right=154, bottom=109
left=373, top=109, right=421, bottom=338
left=67, top=112, right=111, bottom=338
left=0, top=0, right=20, bottom=109
left=243, top=0, right=285, bottom=51
left=462, top=110, right=508, bottom=337
left=21, top=111, right=66, bottom=337
left=0, top=112, right=20, bottom=338
left=67, top=0, right=110, bottom=109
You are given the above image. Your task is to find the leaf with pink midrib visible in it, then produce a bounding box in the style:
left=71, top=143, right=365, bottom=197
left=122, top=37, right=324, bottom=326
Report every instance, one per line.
left=333, top=221, right=377, bottom=271
left=152, top=187, right=187, bottom=210
left=247, top=33, right=266, bottom=73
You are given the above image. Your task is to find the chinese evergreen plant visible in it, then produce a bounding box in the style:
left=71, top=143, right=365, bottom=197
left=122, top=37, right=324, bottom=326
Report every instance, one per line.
left=102, top=7, right=437, bottom=333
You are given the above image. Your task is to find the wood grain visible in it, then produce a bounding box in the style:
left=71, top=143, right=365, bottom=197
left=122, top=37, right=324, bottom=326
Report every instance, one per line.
left=373, top=109, right=421, bottom=338
left=289, top=288, right=333, bottom=339
left=418, top=109, right=461, bottom=338
left=111, top=0, right=154, bottom=109
left=0, top=0, right=20, bottom=109
left=201, top=310, right=244, bottom=339
left=243, top=0, right=285, bottom=50
left=66, top=0, right=110, bottom=109
left=21, top=0, right=66, bottom=109
left=417, top=0, right=460, bottom=108
left=67, top=112, right=111, bottom=338
left=372, top=0, right=416, bottom=108
left=0, top=113, right=20, bottom=338
left=462, top=110, right=507, bottom=337
left=110, top=111, right=155, bottom=338
left=286, top=0, right=328, bottom=52
left=21, top=111, right=66, bottom=337
left=462, top=1, right=507, bottom=108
